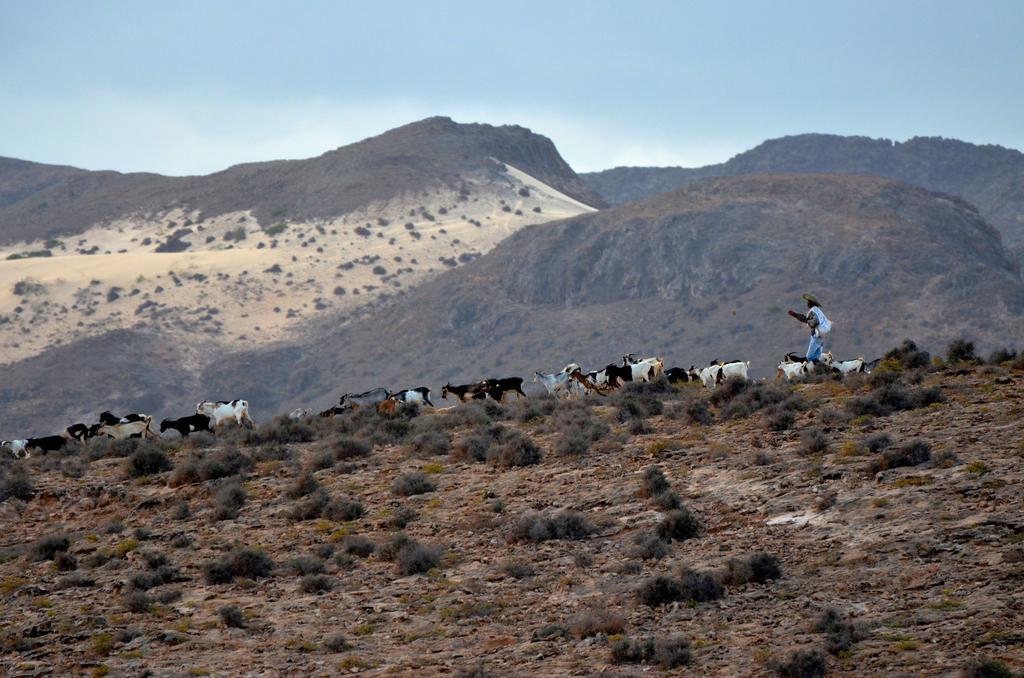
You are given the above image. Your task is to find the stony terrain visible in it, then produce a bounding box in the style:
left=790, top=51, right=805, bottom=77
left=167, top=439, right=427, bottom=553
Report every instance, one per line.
left=2, top=353, right=1022, bottom=676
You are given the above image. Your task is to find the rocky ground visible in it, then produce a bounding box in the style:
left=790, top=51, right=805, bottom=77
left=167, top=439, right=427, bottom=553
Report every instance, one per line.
left=1, top=360, right=1022, bottom=677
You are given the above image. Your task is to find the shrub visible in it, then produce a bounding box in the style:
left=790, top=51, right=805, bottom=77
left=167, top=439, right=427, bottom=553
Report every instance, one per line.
left=56, top=572, right=95, bottom=589
left=885, top=339, right=931, bottom=370
left=391, top=471, right=436, bottom=497
left=299, top=574, right=335, bottom=593
left=656, top=507, right=701, bottom=542
left=396, top=541, right=441, bottom=575
left=961, top=657, right=1014, bottom=678
left=863, top=433, right=893, bottom=454
left=377, top=533, right=414, bottom=561
left=509, top=510, right=593, bottom=542
left=53, top=551, right=78, bottom=572
left=654, top=635, right=692, bottom=668
left=170, top=447, right=252, bottom=486
left=767, top=410, right=796, bottom=432
left=128, top=563, right=180, bottom=591
left=651, top=490, right=681, bottom=510
left=610, top=636, right=655, bottom=664
left=450, top=433, right=493, bottom=462
left=569, top=608, right=626, bottom=639
left=986, top=348, right=1017, bottom=365
left=213, top=479, right=247, bottom=520
left=307, top=450, right=335, bottom=471
left=630, top=533, right=671, bottom=560
left=947, top=339, right=979, bottom=365
left=813, top=607, right=865, bottom=656
left=246, top=417, right=316, bottom=445
left=286, top=472, right=320, bottom=499
left=709, top=376, right=750, bottom=407
left=1, top=467, right=35, bottom=501
left=880, top=440, right=931, bottom=470
left=341, top=535, right=375, bottom=558
left=801, top=428, right=829, bottom=455
left=203, top=548, right=274, bottom=584
left=330, top=436, right=372, bottom=460
left=637, top=575, right=684, bottom=607
left=685, top=399, right=714, bottom=426
left=499, top=560, right=535, bottom=579
left=288, top=490, right=364, bottom=521
left=678, top=568, right=725, bottom=602
left=555, top=431, right=592, bottom=457
left=218, top=605, right=245, bottom=628
left=638, top=465, right=671, bottom=498
left=324, top=633, right=351, bottom=652
left=387, top=506, right=418, bottom=530
left=127, top=444, right=172, bottom=477
left=716, top=381, right=803, bottom=420
left=770, top=648, right=827, bottom=678
left=915, top=386, right=944, bottom=407
left=123, top=591, right=152, bottom=613
left=847, top=382, right=943, bottom=418
left=491, top=433, right=542, bottom=468
left=612, top=636, right=691, bottom=668
left=409, top=430, right=450, bottom=457
left=32, top=535, right=71, bottom=561
left=283, top=556, right=325, bottom=576
left=723, top=552, right=782, bottom=585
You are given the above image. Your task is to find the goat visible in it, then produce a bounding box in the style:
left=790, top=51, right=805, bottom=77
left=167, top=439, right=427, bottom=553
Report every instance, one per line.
left=391, top=387, right=434, bottom=407
left=338, top=388, right=391, bottom=410
left=160, top=414, right=213, bottom=438
left=481, top=377, right=527, bottom=402
left=197, top=400, right=255, bottom=428
left=97, top=416, right=157, bottom=440
left=534, top=370, right=573, bottom=398
left=26, top=433, right=73, bottom=453
left=441, top=382, right=488, bottom=402
left=821, top=352, right=867, bottom=374
left=569, top=370, right=610, bottom=396
left=777, top=360, right=810, bottom=381
left=2, top=439, right=30, bottom=459
left=288, top=408, right=313, bottom=420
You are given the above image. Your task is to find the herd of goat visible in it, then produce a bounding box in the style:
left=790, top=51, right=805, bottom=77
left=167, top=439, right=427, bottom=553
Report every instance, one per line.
left=1, top=350, right=875, bottom=459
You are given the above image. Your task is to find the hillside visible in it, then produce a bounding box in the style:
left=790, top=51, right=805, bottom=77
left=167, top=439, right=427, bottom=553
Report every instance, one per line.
left=0, top=116, right=603, bottom=245
left=581, top=134, right=1024, bottom=247
left=1, top=364, right=1022, bottom=675
left=0, top=118, right=597, bottom=374
left=232, top=173, right=1024, bottom=415
left=3, top=173, right=1022, bottom=435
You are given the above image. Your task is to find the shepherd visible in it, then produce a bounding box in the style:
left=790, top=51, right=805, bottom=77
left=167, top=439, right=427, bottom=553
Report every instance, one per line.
left=787, top=293, right=832, bottom=363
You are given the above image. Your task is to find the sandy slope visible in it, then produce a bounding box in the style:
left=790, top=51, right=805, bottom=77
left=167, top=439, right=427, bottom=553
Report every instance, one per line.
left=0, top=164, right=594, bottom=365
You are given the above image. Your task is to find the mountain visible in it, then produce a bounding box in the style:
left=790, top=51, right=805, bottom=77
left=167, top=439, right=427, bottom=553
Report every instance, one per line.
left=199, top=173, right=1024, bottom=417
left=581, top=134, right=1024, bottom=247
left=0, top=116, right=603, bottom=245
left=0, top=117, right=598, bottom=373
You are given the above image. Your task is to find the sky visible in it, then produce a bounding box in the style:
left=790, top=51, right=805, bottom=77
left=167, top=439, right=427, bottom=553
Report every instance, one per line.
left=1, top=0, right=1022, bottom=176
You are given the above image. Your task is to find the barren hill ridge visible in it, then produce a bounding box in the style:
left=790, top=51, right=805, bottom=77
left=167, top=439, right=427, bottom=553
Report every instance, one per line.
left=582, top=134, right=1024, bottom=248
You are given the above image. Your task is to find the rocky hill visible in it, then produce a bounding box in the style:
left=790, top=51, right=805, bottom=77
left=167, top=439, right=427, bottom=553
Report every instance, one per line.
left=581, top=134, right=1024, bottom=247
left=0, top=116, right=603, bottom=245
left=239, top=173, right=1024, bottom=416
left=1, top=362, right=1022, bottom=675
left=0, top=118, right=597, bottom=405
left=3, top=173, right=1022, bottom=435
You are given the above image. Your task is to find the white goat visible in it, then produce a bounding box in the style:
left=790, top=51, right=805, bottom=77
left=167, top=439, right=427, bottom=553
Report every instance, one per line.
left=777, top=360, right=809, bottom=381
left=821, top=352, right=866, bottom=375
left=2, top=439, right=30, bottom=459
